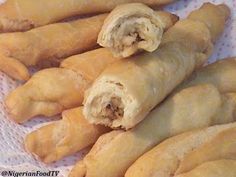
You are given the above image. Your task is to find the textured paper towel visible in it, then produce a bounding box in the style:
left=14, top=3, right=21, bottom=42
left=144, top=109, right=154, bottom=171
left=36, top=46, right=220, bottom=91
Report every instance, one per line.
left=0, top=0, right=236, bottom=176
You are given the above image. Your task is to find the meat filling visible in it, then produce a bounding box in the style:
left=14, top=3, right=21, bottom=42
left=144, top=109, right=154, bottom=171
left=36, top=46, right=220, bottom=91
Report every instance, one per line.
left=101, top=97, right=124, bottom=120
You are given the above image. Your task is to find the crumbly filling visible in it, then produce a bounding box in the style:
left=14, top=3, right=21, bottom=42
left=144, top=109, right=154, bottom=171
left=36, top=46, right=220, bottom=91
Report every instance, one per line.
left=111, top=16, right=159, bottom=55
left=100, top=97, right=124, bottom=120
left=122, top=31, right=144, bottom=47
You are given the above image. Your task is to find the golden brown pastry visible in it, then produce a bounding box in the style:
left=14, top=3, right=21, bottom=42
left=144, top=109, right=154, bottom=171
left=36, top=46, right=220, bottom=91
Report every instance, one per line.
left=70, top=83, right=236, bottom=177
left=98, top=3, right=178, bottom=57
left=0, top=0, right=176, bottom=32
left=125, top=124, right=236, bottom=177
left=0, top=14, right=107, bottom=81
left=175, top=160, right=236, bottom=177
left=5, top=48, right=119, bottom=123
left=83, top=3, right=230, bottom=129
left=24, top=107, right=109, bottom=163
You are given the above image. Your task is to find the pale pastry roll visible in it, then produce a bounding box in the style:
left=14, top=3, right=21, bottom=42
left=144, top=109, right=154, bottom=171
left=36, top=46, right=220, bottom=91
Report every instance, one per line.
left=0, top=0, right=176, bottom=32
left=70, top=84, right=236, bottom=177
left=177, top=57, right=236, bottom=93
left=24, top=107, right=109, bottom=163
left=5, top=48, right=119, bottom=123
left=84, top=43, right=197, bottom=129
left=0, top=14, right=107, bottom=81
left=125, top=123, right=236, bottom=177
left=176, top=124, right=236, bottom=174
left=83, top=3, right=230, bottom=129
left=97, top=3, right=178, bottom=58
left=175, top=160, right=236, bottom=177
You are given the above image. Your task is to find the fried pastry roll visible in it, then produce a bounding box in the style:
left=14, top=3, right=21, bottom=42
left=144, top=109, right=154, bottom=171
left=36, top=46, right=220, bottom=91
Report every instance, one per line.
left=175, top=160, right=236, bottom=177
left=5, top=48, right=119, bottom=123
left=125, top=124, right=236, bottom=177
left=98, top=3, right=178, bottom=57
left=176, top=121, right=236, bottom=174
left=0, top=0, right=176, bottom=32
left=70, top=84, right=236, bottom=177
left=83, top=3, right=230, bottom=129
left=0, top=14, right=107, bottom=81
left=24, top=107, right=109, bottom=163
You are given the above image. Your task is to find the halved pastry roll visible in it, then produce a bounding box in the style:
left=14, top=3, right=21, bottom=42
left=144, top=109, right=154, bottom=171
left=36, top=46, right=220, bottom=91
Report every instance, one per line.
left=0, top=0, right=176, bottom=32
left=70, top=84, right=236, bottom=177
left=5, top=48, right=119, bottom=123
left=24, top=107, right=109, bottom=163
left=175, top=160, right=236, bottom=177
left=0, top=14, right=107, bottom=81
left=125, top=123, right=236, bottom=177
left=98, top=3, right=178, bottom=57
left=83, top=3, right=230, bottom=129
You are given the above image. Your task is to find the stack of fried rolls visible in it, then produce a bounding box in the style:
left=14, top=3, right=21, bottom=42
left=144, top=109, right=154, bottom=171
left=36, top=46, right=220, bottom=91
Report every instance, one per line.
left=25, top=57, right=236, bottom=164
left=5, top=7, right=178, bottom=122
left=1, top=1, right=235, bottom=177
left=68, top=3, right=233, bottom=177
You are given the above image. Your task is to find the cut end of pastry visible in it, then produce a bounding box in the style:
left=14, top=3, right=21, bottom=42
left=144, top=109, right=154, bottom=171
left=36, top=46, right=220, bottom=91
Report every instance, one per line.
left=83, top=78, right=139, bottom=130
left=97, top=3, right=165, bottom=58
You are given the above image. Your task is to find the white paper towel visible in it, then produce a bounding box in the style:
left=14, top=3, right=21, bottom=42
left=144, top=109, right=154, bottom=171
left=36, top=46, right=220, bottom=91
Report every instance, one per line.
left=0, top=0, right=236, bottom=176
